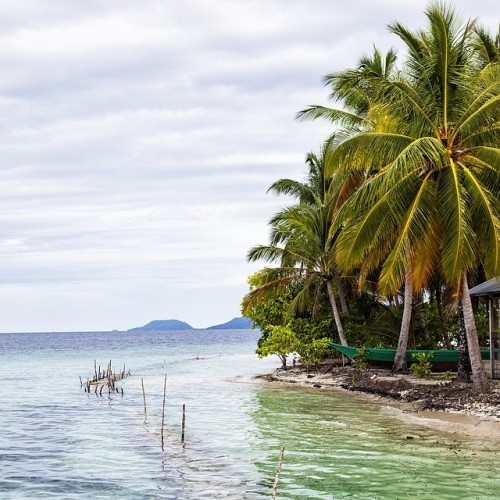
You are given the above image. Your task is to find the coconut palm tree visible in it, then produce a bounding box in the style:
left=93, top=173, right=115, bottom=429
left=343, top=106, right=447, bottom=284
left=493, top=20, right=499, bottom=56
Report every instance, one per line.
left=245, top=146, right=350, bottom=346
left=301, top=4, right=500, bottom=389
left=299, top=50, right=419, bottom=371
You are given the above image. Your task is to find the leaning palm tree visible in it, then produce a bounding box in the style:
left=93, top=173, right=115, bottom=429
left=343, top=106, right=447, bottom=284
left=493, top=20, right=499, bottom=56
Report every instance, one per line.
left=245, top=146, right=350, bottom=345
left=268, top=148, right=353, bottom=314
left=302, top=4, right=500, bottom=389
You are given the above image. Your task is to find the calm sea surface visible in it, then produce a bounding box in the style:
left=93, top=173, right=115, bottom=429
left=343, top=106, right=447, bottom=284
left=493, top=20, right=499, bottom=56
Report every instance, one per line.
left=0, top=329, right=498, bottom=499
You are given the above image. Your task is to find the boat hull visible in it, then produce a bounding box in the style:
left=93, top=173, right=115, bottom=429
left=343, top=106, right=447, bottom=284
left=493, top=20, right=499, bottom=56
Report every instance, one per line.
left=329, top=343, right=492, bottom=371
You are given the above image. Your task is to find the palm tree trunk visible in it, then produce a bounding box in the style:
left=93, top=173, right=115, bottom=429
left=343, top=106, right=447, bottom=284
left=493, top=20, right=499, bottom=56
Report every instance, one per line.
left=436, top=285, right=452, bottom=349
left=456, top=303, right=471, bottom=382
left=393, top=266, right=413, bottom=372
left=335, top=274, right=349, bottom=314
left=461, top=274, right=489, bottom=392
left=326, top=279, right=348, bottom=346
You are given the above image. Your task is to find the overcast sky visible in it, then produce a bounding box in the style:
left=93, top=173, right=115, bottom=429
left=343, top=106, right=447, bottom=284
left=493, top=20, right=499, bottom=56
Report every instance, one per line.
left=0, top=1, right=496, bottom=332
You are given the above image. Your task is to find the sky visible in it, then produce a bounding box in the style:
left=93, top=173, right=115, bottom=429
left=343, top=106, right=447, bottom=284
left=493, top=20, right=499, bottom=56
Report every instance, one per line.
left=0, top=1, right=497, bottom=332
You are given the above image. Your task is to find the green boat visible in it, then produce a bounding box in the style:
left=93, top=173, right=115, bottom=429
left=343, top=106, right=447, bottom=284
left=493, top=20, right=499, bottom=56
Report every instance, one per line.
left=329, top=343, right=493, bottom=370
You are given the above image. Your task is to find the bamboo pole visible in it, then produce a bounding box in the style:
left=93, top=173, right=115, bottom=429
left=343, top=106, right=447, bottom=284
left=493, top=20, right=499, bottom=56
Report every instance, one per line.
left=161, top=373, right=167, bottom=451
left=271, top=447, right=285, bottom=499
left=141, top=378, right=147, bottom=420
left=181, top=404, right=186, bottom=443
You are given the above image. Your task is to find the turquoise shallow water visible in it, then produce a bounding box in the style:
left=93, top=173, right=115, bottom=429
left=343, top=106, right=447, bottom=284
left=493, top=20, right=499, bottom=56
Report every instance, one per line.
left=0, top=330, right=498, bottom=499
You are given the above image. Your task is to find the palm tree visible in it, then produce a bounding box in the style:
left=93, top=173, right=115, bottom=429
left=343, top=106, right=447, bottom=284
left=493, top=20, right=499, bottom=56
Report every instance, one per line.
left=299, top=4, right=500, bottom=389
left=245, top=146, right=349, bottom=346
left=299, top=49, right=418, bottom=371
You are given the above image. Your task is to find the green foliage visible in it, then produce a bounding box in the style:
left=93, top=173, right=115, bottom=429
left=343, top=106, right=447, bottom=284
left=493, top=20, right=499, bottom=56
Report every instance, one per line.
left=256, top=325, right=300, bottom=368
left=244, top=5, right=497, bottom=392
left=296, top=337, right=331, bottom=367
left=473, top=301, right=490, bottom=344
left=409, top=352, right=434, bottom=379
left=242, top=270, right=295, bottom=345
left=255, top=321, right=331, bottom=369
left=289, top=317, right=333, bottom=343
left=353, top=346, right=369, bottom=371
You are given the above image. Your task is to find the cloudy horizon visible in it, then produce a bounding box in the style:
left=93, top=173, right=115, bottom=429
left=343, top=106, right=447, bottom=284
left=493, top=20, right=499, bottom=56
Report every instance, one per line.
left=0, top=1, right=497, bottom=332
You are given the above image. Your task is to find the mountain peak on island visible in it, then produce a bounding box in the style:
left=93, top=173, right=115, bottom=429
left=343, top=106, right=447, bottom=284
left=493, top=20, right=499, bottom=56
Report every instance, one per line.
left=129, top=319, right=193, bottom=331
left=128, top=317, right=253, bottom=331
left=206, top=317, right=252, bottom=330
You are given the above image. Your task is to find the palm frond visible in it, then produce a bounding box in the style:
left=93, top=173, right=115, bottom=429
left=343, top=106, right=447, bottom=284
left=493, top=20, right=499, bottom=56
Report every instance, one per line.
left=268, top=178, right=316, bottom=204
left=296, top=105, right=365, bottom=130
left=328, top=132, right=413, bottom=176
left=438, top=161, right=476, bottom=281
left=460, top=163, right=500, bottom=277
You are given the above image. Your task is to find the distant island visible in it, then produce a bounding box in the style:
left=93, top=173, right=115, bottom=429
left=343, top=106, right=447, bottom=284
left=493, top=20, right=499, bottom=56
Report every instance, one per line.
left=128, top=317, right=253, bottom=332
left=206, top=317, right=252, bottom=330
left=128, top=319, right=193, bottom=332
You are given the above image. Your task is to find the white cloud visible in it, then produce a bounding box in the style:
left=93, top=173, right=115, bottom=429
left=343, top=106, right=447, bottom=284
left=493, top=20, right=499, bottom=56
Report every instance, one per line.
left=0, top=0, right=496, bottom=331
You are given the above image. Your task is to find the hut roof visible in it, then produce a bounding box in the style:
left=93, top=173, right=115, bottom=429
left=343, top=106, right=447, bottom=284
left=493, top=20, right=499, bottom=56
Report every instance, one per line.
left=469, top=277, right=500, bottom=298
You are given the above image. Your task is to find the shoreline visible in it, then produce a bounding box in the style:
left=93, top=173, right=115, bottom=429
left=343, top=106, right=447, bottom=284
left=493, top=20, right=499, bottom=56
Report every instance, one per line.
left=257, top=363, right=500, bottom=441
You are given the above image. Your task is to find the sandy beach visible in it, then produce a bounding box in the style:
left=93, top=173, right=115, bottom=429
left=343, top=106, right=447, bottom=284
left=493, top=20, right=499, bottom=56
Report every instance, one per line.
left=258, top=363, right=500, bottom=442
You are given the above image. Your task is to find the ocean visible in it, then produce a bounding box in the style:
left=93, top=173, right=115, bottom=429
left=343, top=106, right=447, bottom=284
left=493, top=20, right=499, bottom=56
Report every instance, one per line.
left=0, top=329, right=498, bottom=499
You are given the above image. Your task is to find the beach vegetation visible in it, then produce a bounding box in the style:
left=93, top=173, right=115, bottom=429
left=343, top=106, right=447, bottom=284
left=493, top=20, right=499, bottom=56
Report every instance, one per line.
left=296, top=337, right=331, bottom=367
left=410, top=352, right=434, bottom=379
left=295, top=2, right=499, bottom=390
left=353, top=346, right=369, bottom=371
left=245, top=144, right=349, bottom=346
left=245, top=2, right=499, bottom=392
left=256, top=325, right=300, bottom=368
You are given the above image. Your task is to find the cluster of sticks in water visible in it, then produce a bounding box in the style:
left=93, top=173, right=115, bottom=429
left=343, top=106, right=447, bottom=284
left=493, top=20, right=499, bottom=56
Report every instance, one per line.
left=79, top=360, right=285, bottom=496
left=79, top=360, right=130, bottom=396
left=80, top=364, right=185, bottom=450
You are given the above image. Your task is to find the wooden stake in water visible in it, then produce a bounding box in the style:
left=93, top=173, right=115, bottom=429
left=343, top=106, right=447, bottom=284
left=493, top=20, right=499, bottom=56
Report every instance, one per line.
left=141, top=378, right=147, bottom=420
left=181, top=404, right=186, bottom=444
left=161, top=373, right=167, bottom=451
left=271, top=447, right=285, bottom=499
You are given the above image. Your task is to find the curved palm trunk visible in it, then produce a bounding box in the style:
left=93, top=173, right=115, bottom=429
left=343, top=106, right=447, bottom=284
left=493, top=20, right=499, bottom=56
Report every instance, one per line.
left=393, top=267, right=413, bottom=372
left=335, top=273, right=349, bottom=314
left=461, top=275, right=489, bottom=392
left=326, top=279, right=348, bottom=346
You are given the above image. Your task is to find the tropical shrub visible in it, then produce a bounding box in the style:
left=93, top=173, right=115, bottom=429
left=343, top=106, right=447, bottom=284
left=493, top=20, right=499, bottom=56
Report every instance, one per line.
left=353, top=346, right=369, bottom=371
left=409, top=352, right=434, bottom=379
left=256, top=325, right=300, bottom=368
left=296, top=337, right=331, bottom=367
